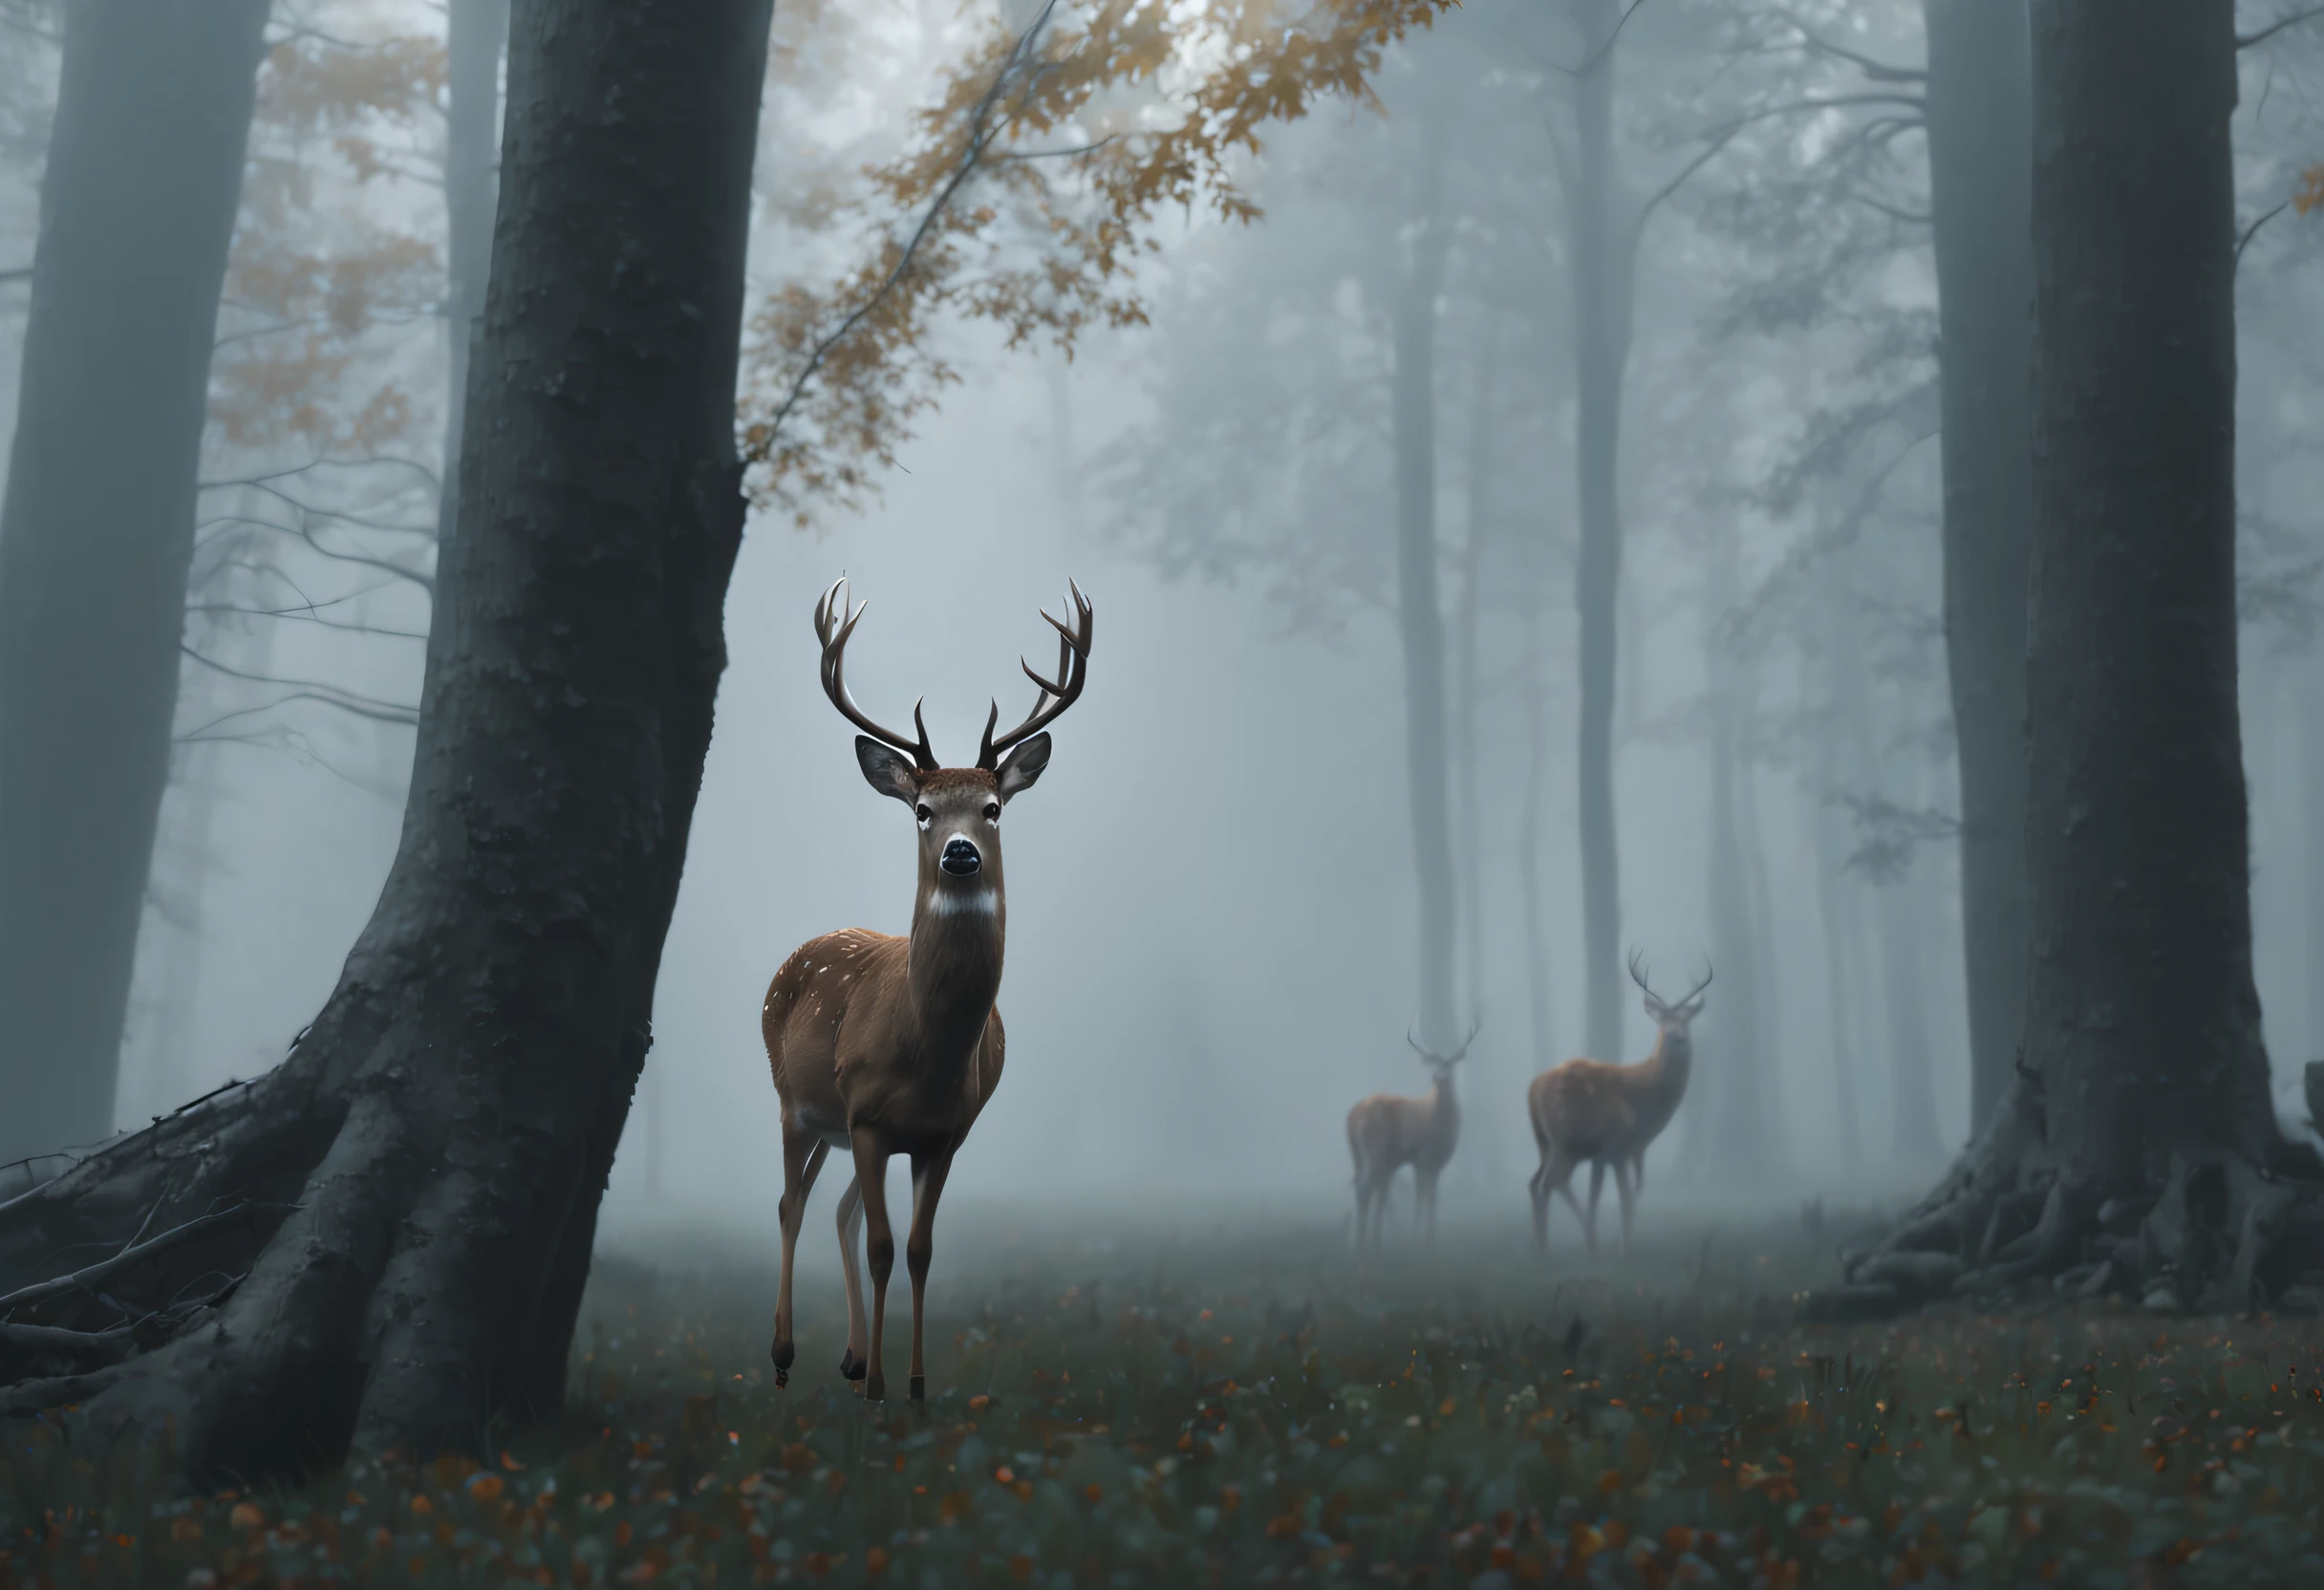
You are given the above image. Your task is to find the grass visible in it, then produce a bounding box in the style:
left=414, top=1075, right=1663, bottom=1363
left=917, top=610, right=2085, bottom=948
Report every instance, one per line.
left=9, top=1207, right=2324, bottom=1587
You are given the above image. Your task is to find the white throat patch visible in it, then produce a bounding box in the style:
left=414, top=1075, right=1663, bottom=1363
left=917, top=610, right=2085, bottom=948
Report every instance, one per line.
left=923, top=890, right=999, bottom=916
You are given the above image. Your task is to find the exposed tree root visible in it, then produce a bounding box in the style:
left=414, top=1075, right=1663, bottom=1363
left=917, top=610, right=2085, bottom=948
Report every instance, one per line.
left=1806, top=1067, right=2324, bottom=1322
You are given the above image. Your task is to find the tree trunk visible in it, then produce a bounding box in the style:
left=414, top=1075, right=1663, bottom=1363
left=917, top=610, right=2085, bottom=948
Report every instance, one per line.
left=1703, top=574, right=1775, bottom=1179
left=2021, top=0, right=2270, bottom=1191
left=1565, top=0, right=1630, bottom=1067
left=2306, top=666, right=2324, bottom=1066
left=0, top=0, right=774, bottom=1477
left=1519, top=615, right=1555, bottom=1075
left=1879, top=839, right=1943, bottom=1161
left=438, top=0, right=510, bottom=543
left=1924, top=0, right=2034, bottom=1135
left=1826, top=0, right=2310, bottom=1319
left=1452, top=334, right=1496, bottom=1178
left=0, top=0, right=271, bottom=1169
left=1390, top=125, right=1457, bottom=1053
left=1810, top=561, right=1865, bottom=1167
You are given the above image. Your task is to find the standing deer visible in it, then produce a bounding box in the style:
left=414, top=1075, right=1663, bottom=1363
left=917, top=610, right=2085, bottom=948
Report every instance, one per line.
left=764, top=576, right=1091, bottom=1402
left=1527, top=953, right=1709, bottom=1257
left=1346, top=1021, right=1478, bottom=1250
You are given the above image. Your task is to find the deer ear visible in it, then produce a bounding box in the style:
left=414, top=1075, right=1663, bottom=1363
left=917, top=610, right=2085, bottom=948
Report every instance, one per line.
left=994, top=732, right=1051, bottom=803
left=856, top=737, right=922, bottom=806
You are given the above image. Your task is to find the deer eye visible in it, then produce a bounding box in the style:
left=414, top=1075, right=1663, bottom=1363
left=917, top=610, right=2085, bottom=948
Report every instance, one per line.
left=984, top=802, right=1001, bottom=822
left=914, top=804, right=932, bottom=827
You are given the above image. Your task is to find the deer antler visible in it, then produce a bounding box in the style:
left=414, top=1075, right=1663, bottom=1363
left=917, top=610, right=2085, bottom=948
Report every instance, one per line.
left=1628, top=949, right=1712, bottom=1018
left=815, top=579, right=938, bottom=770
left=978, top=580, right=1093, bottom=770
left=1406, top=1017, right=1482, bottom=1064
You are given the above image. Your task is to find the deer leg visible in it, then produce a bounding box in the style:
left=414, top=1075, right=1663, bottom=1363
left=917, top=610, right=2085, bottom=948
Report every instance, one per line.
left=1417, top=1169, right=1440, bottom=1246
left=1529, top=1150, right=1554, bottom=1254
left=835, top=1175, right=868, bottom=1380
left=1585, top=1160, right=1607, bottom=1255
left=850, top=1132, right=897, bottom=1401
left=1615, top=1156, right=1638, bottom=1257
left=904, top=1146, right=956, bottom=1403
left=1548, top=1150, right=1590, bottom=1243
left=771, top=1131, right=830, bottom=1386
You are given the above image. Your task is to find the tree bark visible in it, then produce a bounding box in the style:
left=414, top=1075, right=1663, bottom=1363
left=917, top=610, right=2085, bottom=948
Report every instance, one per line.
left=2021, top=0, right=2270, bottom=1192
left=0, top=0, right=271, bottom=1169
left=1561, top=0, right=1631, bottom=1069
left=1923, top=0, right=2034, bottom=1135
left=437, top=0, right=510, bottom=544
left=1389, top=118, right=1457, bottom=1053
left=2307, top=667, right=2324, bottom=1065
left=0, top=0, right=773, bottom=1476
left=1824, top=0, right=2310, bottom=1319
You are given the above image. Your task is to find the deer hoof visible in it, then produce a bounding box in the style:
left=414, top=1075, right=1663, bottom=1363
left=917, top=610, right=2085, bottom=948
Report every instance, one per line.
left=840, top=1347, right=866, bottom=1381
left=909, top=1375, right=927, bottom=1402
left=771, top=1340, right=794, bottom=1383
left=865, top=1370, right=886, bottom=1401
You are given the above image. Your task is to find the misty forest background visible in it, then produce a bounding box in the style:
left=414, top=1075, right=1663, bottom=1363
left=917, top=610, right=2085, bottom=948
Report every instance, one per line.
left=2, top=0, right=2323, bottom=1243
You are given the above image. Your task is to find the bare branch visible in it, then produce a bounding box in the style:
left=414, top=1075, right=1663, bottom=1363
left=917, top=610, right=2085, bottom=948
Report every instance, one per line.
left=187, top=601, right=428, bottom=640
left=180, top=689, right=420, bottom=737
left=0, top=1204, right=260, bottom=1319
left=1697, top=92, right=1926, bottom=144
left=1546, top=0, right=1655, bottom=79
left=1766, top=8, right=1926, bottom=82
left=178, top=644, right=420, bottom=723
left=2239, top=5, right=2324, bottom=48
left=2236, top=199, right=2291, bottom=273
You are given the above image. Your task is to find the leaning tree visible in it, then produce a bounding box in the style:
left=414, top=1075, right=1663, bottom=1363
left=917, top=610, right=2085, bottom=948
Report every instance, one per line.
left=0, top=0, right=774, bottom=1478
left=1822, top=0, right=2324, bottom=1318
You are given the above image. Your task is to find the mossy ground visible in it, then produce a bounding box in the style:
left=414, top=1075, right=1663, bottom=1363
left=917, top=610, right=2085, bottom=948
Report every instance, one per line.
left=8, top=1207, right=2324, bottom=1587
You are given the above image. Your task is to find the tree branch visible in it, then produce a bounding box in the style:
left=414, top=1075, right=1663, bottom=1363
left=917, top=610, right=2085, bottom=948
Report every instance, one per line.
left=1766, top=8, right=1926, bottom=82
left=2239, top=5, right=2324, bottom=48
left=178, top=645, right=421, bottom=723
left=0, top=1204, right=259, bottom=1319
left=2236, top=200, right=2290, bottom=273
left=759, top=0, right=1064, bottom=448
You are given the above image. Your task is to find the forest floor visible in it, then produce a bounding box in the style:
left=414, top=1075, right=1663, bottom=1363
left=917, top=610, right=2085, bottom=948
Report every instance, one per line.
left=8, top=1201, right=2324, bottom=1588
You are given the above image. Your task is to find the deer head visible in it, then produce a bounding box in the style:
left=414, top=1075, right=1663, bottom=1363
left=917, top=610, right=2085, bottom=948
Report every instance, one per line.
left=1628, top=951, right=1711, bottom=1043
left=1407, top=1019, right=1481, bottom=1083
left=814, top=577, right=1092, bottom=913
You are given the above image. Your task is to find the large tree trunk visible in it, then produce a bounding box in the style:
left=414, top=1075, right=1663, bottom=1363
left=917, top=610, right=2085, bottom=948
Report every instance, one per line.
left=2020, top=0, right=2270, bottom=1191
left=437, top=0, right=510, bottom=543
left=1823, top=0, right=2313, bottom=1320
left=0, top=0, right=773, bottom=1477
left=1565, top=0, right=1629, bottom=1068
left=1924, top=0, right=2034, bottom=1135
left=0, top=0, right=271, bottom=1169
left=1390, top=124, right=1458, bottom=1053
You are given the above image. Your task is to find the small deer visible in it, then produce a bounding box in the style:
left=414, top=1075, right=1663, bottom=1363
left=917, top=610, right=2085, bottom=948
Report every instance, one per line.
left=764, top=577, right=1091, bottom=1402
left=1527, top=953, right=1709, bottom=1257
left=1346, top=1021, right=1478, bottom=1250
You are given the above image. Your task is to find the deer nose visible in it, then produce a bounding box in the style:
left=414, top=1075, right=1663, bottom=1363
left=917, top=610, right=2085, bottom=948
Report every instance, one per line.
left=940, top=836, right=981, bottom=876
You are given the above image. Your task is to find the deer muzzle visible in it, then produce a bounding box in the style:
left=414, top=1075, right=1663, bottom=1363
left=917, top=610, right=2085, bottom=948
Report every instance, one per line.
left=940, top=835, right=982, bottom=876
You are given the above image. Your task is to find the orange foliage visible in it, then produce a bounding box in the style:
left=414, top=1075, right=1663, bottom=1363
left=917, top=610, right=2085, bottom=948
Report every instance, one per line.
left=2295, top=163, right=2324, bottom=217
left=738, top=0, right=1455, bottom=525
left=215, top=34, right=445, bottom=458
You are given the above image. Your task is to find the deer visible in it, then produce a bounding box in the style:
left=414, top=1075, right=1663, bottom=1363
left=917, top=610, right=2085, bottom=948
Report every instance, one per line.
left=1346, top=1021, right=1478, bottom=1250
left=763, top=576, right=1091, bottom=1403
left=1526, top=953, right=1709, bottom=1257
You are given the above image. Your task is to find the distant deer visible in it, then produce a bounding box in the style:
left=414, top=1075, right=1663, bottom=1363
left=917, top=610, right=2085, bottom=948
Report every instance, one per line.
left=1527, top=953, right=1710, bottom=1257
left=764, top=577, right=1091, bottom=1402
left=1346, top=1021, right=1478, bottom=1250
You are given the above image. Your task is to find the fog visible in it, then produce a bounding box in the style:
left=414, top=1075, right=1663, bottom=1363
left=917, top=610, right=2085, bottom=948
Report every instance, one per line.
left=6, top=0, right=2324, bottom=1252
